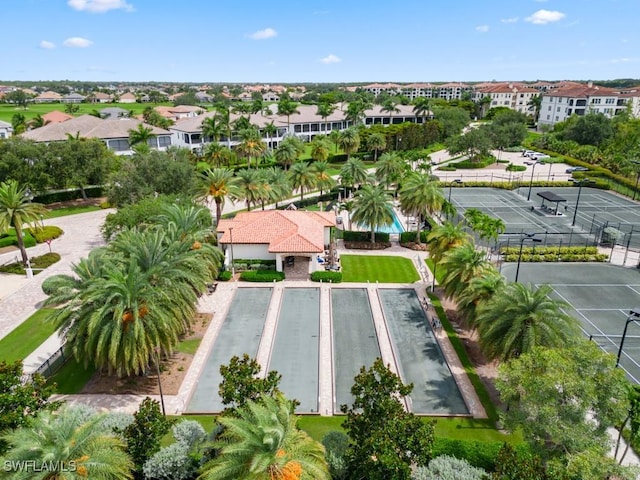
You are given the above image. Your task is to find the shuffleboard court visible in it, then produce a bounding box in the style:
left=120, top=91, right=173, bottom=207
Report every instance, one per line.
left=268, top=288, right=320, bottom=413
left=185, top=287, right=273, bottom=413
left=378, top=289, right=468, bottom=415
left=501, top=263, right=640, bottom=383
left=331, top=288, right=381, bottom=411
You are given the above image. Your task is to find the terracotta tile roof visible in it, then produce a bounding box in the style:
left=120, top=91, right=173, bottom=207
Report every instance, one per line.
left=545, top=83, right=619, bottom=98
left=42, top=110, right=74, bottom=123
left=35, top=91, right=62, bottom=100
left=217, top=210, right=335, bottom=254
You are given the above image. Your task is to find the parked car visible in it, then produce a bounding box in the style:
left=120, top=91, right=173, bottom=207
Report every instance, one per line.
left=529, top=153, right=550, bottom=160
left=566, top=166, right=589, bottom=173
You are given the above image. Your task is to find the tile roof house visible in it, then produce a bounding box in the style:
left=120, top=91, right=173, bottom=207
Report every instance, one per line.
left=119, top=92, right=137, bottom=103
left=41, top=110, right=74, bottom=124
left=33, top=91, right=63, bottom=103
left=89, top=92, right=113, bottom=103
left=21, top=114, right=172, bottom=155
left=61, top=93, right=85, bottom=104
left=217, top=210, right=336, bottom=273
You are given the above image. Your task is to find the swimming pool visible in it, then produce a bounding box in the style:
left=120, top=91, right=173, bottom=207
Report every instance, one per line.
left=362, top=211, right=405, bottom=234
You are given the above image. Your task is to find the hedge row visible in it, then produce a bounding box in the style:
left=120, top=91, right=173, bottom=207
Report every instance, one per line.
left=503, top=253, right=609, bottom=262
left=310, top=271, right=343, bottom=283
left=399, top=231, right=429, bottom=243
left=500, top=246, right=598, bottom=255
left=239, top=270, right=285, bottom=282
left=432, top=438, right=531, bottom=471
left=232, top=259, right=276, bottom=266
left=27, top=226, right=64, bottom=243
left=343, top=230, right=390, bottom=243
left=218, top=271, right=232, bottom=281
left=454, top=157, right=495, bottom=169
left=33, top=186, right=104, bottom=204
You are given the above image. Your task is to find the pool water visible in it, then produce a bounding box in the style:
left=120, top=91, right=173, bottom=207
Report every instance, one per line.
left=362, top=211, right=405, bottom=234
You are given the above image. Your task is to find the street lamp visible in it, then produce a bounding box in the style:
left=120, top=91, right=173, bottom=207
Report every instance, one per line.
left=570, top=178, right=594, bottom=227
left=631, top=160, right=640, bottom=201
left=616, top=308, right=640, bottom=367
left=448, top=179, right=462, bottom=203
left=514, top=233, right=541, bottom=283
left=229, top=227, right=235, bottom=277
left=525, top=161, right=544, bottom=201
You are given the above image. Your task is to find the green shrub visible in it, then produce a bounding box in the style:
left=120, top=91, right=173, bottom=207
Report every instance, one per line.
left=399, top=231, right=428, bottom=243
left=233, top=259, right=276, bottom=267
left=33, top=186, right=104, bottom=204
left=437, top=165, right=457, bottom=171
left=0, top=252, right=61, bottom=275
left=27, top=226, right=64, bottom=243
left=343, top=230, right=390, bottom=242
left=0, top=230, right=36, bottom=249
left=218, top=271, right=232, bottom=281
left=454, top=157, right=495, bottom=169
left=506, top=163, right=527, bottom=172
left=240, top=270, right=285, bottom=282
left=310, top=271, right=343, bottom=283
left=431, top=438, right=531, bottom=471
left=412, top=455, right=487, bottom=480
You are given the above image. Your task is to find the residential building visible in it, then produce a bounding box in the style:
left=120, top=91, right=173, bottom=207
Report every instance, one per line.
left=472, top=83, right=539, bottom=116
left=89, top=92, right=113, bottom=103
left=42, top=110, right=74, bottom=124
left=119, top=92, right=137, bottom=103
left=61, top=93, right=85, bottom=104
left=0, top=120, right=13, bottom=139
left=33, top=91, right=63, bottom=103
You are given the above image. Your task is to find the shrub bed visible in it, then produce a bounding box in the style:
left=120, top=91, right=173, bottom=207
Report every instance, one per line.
left=239, top=270, right=285, bottom=282
left=0, top=252, right=61, bottom=275
left=343, top=231, right=390, bottom=243
left=400, top=231, right=428, bottom=243
left=505, top=163, right=526, bottom=172
left=0, top=230, right=36, bottom=249
left=310, top=271, right=343, bottom=283
left=27, top=226, right=64, bottom=243
left=503, top=253, right=608, bottom=262
left=218, top=271, right=232, bottom=281
left=454, top=157, right=495, bottom=169
left=432, top=438, right=531, bottom=471
left=33, top=186, right=104, bottom=204
left=343, top=241, right=391, bottom=250
left=500, top=246, right=598, bottom=255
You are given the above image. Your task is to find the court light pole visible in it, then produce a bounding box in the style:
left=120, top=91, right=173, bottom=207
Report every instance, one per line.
left=229, top=227, right=235, bottom=277
left=632, top=160, right=640, bottom=201
left=514, top=233, right=541, bottom=283
left=616, top=308, right=640, bottom=367
left=525, top=161, right=544, bottom=201
left=570, top=178, right=593, bottom=227
left=448, top=178, right=462, bottom=203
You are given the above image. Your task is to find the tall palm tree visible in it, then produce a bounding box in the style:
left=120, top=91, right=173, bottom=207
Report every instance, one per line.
left=275, top=137, right=301, bottom=171
left=214, top=103, right=232, bottom=149
left=288, top=161, right=318, bottom=201
left=203, top=142, right=231, bottom=167
left=316, top=102, right=335, bottom=134
left=381, top=98, right=400, bottom=125
left=412, top=97, right=432, bottom=123
left=338, top=127, right=360, bottom=161
left=29, top=114, right=46, bottom=129
left=375, top=151, right=407, bottom=194
left=261, top=166, right=291, bottom=209
left=477, top=283, right=581, bottom=361
left=398, top=172, right=444, bottom=244
left=339, top=157, right=369, bottom=196
left=263, top=121, right=278, bottom=150
left=234, top=168, right=267, bottom=211
left=439, top=242, right=493, bottom=301
left=0, top=405, right=133, bottom=479
left=328, top=130, right=341, bottom=154
left=237, top=127, right=266, bottom=168
left=277, top=98, right=300, bottom=133
left=0, top=180, right=47, bottom=266
left=128, top=124, right=155, bottom=147
left=312, top=160, right=336, bottom=197
left=366, top=132, right=387, bottom=162
left=310, top=135, right=331, bottom=163
left=350, top=185, right=394, bottom=243
left=201, top=116, right=224, bottom=143
left=153, top=202, right=213, bottom=240
left=345, top=99, right=370, bottom=126
left=456, top=270, right=506, bottom=330
left=199, top=167, right=239, bottom=225
left=200, top=395, right=330, bottom=480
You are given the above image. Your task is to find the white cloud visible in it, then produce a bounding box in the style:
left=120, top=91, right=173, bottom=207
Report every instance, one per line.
left=476, top=25, right=490, bottom=33
left=39, top=40, right=55, bottom=49
left=501, top=17, right=518, bottom=24
left=525, top=9, right=566, bottom=25
left=611, top=57, right=640, bottom=64
left=320, top=54, right=341, bottom=64
left=68, top=0, right=133, bottom=12
left=247, top=28, right=277, bottom=40
left=63, top=37, right=94, bottom=48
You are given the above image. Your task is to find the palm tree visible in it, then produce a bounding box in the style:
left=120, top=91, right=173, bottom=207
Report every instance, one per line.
left=350, top=185, right=394, bottom=243
left=316, top=102, right=336, bottom=134
left=338, top=127, right=360, bottom=161
left=0, top=180, right=47, bottom=266
left=234, top=168, right=267, bottom=211
left=200, top=167, right=239, bottom=225
left=312, top=160, right=336, bottom=197
left=439, top=242, right=493, bottom=301
left=381, top=98, right=400, bottom=125
left=263, top=121, right=278, bottom=150
left=398, top=172, right=444, bottom=245
left=288, top=161, right=318, bottom=201
left=29, top=114, right=46, bottom=129
left=128, top=124, right=155, bottom=147
left=275, top=137, right=301, bottom=171
left=477, top=283, right=581, bottom=361
left=237, top=127, right=266, bottom=168
left=375, top=152, right=407, bottom=194
left=261, top=166, right=291, bottom=209
left=456, top=270, right=506, bottom=330
left=339, top=157, right=368, bottom=196
left=214, top=103, right=233, bottom=149
left=366, top=132, right=387, bottom=162
left=11, top=113, right=27, bottom=134
left=277, top=98, right=300, bottom=133
left=200, top=395, right=330, bottom=480
left=201, top=115, right=224, bottom=143
left=412, top=97, right=432, bottom=123
left=345, top=99, right=370, bottom=126
left=0, top=405, right=134, bottom=479
left=426, top=222, right=472, bottom=274
left=203, top=142, right=231, bottom=167
left=310, top=135, right=331, bottom=163
left=328, top=130, right=341, bottom=154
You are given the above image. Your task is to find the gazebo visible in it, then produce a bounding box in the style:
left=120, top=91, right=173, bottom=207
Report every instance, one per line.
left=536, top=191, right=567, bottom=216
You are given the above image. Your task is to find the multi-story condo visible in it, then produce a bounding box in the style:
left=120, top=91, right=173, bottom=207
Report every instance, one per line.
left=472, top=83, right=539, bottom=116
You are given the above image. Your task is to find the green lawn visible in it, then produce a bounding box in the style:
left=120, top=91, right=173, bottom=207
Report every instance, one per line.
left=47, top=356, right=96, bottom=394
left=0, top=308, right=56, bottom=363
left=45, top=205, right=102, bottom=218
left=341, top=255, right=419, bottom=283
left=176, top=338, right=202, bottom=355
left=0, top=102, right=174, bottom=123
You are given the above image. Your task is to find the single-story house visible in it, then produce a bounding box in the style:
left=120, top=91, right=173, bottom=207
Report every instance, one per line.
left=217, top=210, right=336, bottom=273
left=89, top=92, right=113, bottom=103
left=119, top=92, right=137, bottom=103
left=33, top=91, right=62, bottom=103
left=0, top=120, right=13, bottom=139
left=61, top=93, right=86, bottom=104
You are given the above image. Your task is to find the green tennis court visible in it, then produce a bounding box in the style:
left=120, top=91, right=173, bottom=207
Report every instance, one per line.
left=501, top=263, right=640, bottom=383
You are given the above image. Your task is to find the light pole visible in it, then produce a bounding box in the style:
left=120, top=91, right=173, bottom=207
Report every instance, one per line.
left=570, top=178, right=593, bottom=227
left=616, top=308, right=640, bottom=367
left=632, top=160, right=640, bottom=201
left=525, top=161, right=544, bottom=201
left=448, top=179, right=462, bottom=203
left=229, top=227, right=235, bottom=277
left=514, top=233, right=541, bottom=283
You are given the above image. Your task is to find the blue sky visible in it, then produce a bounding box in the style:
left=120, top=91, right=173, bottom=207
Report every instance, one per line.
left=3, top=0, right=639, bottom=83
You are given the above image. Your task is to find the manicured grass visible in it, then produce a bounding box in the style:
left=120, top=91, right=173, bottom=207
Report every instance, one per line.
left=434, top=418, right=520, bottom=443
left=45, top=205, right=102, bottom=218
left=176, top=338, right=202, bottom=355
left=47, top=356, right=96, bottom=394
left=0, top=308, right=56, bottom=363
left=425, top=258, right=446, bottom=283
left=0, top=102, right=173, bottom=123
left=341, top=255, right=419, bottom=283
left=297, top=416, right=345, bottom=442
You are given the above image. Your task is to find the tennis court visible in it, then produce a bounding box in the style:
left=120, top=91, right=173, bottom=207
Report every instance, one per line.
left=451, top=187, right=640, bottom=249
left=501, top=263, right=640, bottom=384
